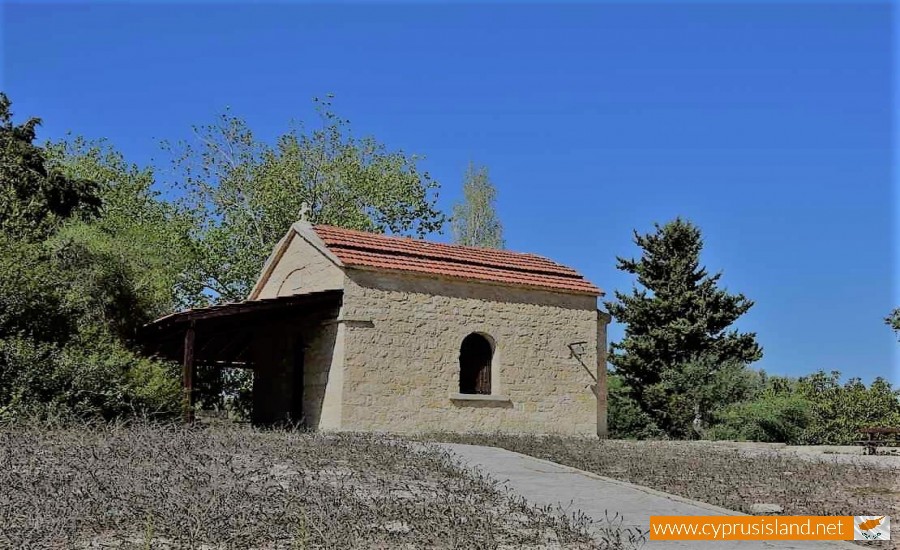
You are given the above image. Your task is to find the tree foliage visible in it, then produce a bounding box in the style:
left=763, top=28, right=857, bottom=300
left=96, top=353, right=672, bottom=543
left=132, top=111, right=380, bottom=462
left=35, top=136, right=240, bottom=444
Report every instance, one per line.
left=166, top=97, right=446, bottom=302
left=606, top=372, right=663, bottom=439
left=45, top=137, right=197, bottom=313
left=886, top=308, right=900, bottom=338
left=0, top=96, right=180, bottom=420
left=606, top=218, right=762, bottom=437
left=708, top=370, right=900, bottom=445
left=0, top=94, right=100, bottom=240
left=451, top=163, right=505, bottom=249
left=794, top=371, right=900, bottom=444
left=706, top=371, right=814, bottom=444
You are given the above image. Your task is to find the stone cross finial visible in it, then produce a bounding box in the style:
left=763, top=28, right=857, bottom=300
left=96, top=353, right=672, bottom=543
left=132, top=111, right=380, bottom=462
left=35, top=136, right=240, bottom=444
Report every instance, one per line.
left=298, top=202, right=310, bottom=223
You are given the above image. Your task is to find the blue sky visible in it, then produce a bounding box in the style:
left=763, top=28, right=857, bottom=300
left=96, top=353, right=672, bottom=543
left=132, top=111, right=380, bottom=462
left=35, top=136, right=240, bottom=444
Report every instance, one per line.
left=3, top=2, right=895, bottom=382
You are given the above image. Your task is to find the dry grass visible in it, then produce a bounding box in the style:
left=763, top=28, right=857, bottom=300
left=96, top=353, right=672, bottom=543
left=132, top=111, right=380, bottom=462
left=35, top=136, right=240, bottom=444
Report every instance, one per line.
left=430, top=433, right=900, bottom=548
left=0, top=423, right=614, bottom=550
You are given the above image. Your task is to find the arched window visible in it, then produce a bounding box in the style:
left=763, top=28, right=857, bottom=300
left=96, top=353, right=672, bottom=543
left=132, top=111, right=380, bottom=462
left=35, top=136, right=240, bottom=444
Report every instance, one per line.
left=459, top=333, right=493, bottom=395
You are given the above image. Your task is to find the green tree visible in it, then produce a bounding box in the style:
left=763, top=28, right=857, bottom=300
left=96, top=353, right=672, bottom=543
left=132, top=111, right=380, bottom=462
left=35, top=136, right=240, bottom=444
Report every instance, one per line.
left=886, top=308, right=900, bottom=338
left=450, top=163, right=504, bottom=249
left=709, top=370, right=900, bottom=445
left=606, top=372, right=663, bottom=439
left=0, top=93, right=99, bottom=240
left=606, top=218, right=762, bottom=437
left=794, top=371, right=900, bottom=444
left=0, top=96, right=180, bottom=420
left=45, top=137, right=198, bottom=314
left=166, top=96, right=446, bottom=302
left=708, top=392, right=814, bottom=444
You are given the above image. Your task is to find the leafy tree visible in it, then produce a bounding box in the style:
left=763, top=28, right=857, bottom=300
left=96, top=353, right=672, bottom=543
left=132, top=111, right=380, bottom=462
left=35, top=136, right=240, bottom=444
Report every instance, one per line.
left=0, top=235, right=76, bottom=343
left=165, top=97, right=446, bottom=302
left=654, top=355, right=759, bottom=437
left=606, top=218, right=762, bottom=437
left=0, top=208, right=180, bottom=420
left=0, top=96, right=180, bottom=420
left=707, top=370, right=900, bottom=445
left=794, top=371, right=900, bottom=444
left=708, top=392, right=814, bottom=444
left=451, top=163, right=504, bottom=248
left=886, top=308, right=900, bottom=338
left=0, top=93, right=99, bottom=240
left=45, top=137, right=198, bottom=314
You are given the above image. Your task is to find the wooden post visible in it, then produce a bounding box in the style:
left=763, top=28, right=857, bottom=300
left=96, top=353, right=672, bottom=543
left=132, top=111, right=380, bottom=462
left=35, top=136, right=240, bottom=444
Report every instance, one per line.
left=183, top=323, right=195, bottom=423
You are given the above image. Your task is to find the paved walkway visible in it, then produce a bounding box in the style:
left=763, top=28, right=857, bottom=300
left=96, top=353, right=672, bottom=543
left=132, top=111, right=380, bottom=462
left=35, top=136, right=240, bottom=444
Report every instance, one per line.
left=438, top=443, right=859, bottom=550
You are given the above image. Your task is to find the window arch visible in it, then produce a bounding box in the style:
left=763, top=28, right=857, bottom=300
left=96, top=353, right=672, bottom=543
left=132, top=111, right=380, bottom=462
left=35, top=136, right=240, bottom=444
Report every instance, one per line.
left=459, top=333, right=493, bottom=395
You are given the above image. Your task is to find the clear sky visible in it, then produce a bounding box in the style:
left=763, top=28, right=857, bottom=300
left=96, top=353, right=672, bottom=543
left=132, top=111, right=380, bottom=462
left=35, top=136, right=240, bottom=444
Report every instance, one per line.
left=3, top=2, right=895, bottom=383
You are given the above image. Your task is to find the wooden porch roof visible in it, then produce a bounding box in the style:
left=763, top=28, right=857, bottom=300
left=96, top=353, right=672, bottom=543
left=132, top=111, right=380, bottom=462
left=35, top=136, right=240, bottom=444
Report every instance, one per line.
left=138, top=290, right=343, bottom=367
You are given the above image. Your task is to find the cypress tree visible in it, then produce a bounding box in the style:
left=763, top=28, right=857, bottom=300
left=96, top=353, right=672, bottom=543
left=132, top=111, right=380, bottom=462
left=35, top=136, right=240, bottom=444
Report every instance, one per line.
left=606, top=218, right=762, bottom=437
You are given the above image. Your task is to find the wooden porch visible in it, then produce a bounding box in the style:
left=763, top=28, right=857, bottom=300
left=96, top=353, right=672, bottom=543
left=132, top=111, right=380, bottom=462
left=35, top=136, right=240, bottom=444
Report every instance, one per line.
left=137, top=290, right=343, bottom=424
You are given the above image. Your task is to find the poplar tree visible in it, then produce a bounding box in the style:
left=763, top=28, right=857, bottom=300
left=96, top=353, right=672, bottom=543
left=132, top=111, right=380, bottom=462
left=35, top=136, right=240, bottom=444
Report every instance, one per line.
left=886, top=308, right=900, bottom=338
left=606, top=218, right=763, bottom=437
left=451, top=163, right=505, bottom=249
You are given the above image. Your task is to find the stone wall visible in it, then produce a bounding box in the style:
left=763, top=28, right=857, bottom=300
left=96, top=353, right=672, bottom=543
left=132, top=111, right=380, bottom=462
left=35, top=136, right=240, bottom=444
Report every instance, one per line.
left=302, top=320, right=344, bottom=430
left=338, top=269, right=604, bottom=436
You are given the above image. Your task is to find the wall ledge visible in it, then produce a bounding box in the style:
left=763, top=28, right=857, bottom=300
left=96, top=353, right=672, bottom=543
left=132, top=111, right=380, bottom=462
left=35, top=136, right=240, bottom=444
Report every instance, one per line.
left=449, top=393, right=511, bottom=403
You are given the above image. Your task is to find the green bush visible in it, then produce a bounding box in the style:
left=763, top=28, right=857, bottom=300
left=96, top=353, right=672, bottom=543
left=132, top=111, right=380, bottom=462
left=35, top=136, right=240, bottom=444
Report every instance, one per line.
left=612, top=366, right=900, bottom=445
left=705, top=371, right=900, bottom=445
left=707, top=392, right=813, bottom=444
left=794, top=371, right=900, bottom=445
left=607, top=373, right=664, bottom=439
left=0, top=96, right=189, bottom=421
left=0, top=335, right=180, bottom=421
left=0, top=232, right=181, bottom=420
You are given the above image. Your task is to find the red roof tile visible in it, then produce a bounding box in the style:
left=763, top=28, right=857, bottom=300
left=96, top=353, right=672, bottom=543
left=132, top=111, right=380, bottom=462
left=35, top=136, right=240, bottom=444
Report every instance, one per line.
left=313, top=225, right=601, bottom=296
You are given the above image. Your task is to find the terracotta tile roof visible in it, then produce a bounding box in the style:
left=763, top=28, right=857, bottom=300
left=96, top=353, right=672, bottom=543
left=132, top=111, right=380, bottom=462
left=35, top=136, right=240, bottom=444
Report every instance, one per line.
left=313, top=225, right=601, bottom=296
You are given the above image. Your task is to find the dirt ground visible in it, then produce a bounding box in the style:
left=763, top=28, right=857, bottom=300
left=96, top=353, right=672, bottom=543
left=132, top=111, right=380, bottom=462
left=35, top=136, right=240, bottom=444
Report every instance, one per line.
left=0, top=424, right=605, bottom=549
left=708, top=440, right=900, bottom=467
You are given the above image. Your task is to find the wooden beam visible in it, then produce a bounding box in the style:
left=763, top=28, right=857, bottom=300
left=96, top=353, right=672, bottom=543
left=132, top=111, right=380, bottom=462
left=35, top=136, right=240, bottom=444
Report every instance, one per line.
left=206, top=331, right=250, bottom=363
left=153, top=290, right=342, bottom=327
left=183, top=323, right=196, bottom=423
left=196, top=332, right=231, bottom=360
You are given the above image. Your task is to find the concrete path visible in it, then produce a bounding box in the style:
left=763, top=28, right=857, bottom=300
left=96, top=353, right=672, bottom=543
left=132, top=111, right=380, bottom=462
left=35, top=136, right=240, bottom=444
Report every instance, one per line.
left=438, top=443, right=859, bottom=550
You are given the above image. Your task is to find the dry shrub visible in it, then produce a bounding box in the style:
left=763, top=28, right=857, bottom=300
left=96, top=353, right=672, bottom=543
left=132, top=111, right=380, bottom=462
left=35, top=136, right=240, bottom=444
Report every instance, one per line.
left=0, top=422, right=608, bottom=549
